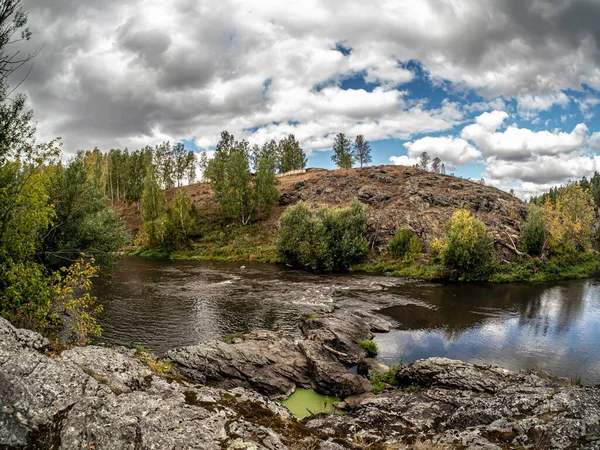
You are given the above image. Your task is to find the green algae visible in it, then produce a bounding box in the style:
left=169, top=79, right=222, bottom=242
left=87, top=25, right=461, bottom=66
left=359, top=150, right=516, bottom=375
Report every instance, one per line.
left=280, top=388, right=342, bottom=419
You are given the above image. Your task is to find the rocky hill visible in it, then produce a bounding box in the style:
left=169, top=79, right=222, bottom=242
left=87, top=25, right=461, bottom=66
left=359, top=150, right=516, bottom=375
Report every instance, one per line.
left=122, top=165, right=527, bottom=251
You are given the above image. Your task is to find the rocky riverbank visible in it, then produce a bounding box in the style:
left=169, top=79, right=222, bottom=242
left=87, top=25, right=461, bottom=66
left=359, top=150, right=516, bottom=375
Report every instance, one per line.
left=2, top=314, right=600, bottom=449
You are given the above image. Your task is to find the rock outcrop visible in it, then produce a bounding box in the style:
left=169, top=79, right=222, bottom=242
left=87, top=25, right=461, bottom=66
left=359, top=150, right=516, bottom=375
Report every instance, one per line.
left=307, top=358, right=600, bottom=449
left=167, top=312, right=384, bottom=398
left=2, top=316, right=600, bottom=449
left=0, top=317, right=325, bottom=449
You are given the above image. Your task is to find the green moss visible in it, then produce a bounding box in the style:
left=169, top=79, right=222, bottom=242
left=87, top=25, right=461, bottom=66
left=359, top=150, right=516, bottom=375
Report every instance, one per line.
left=223, top=332, right=243, bottom=343
left=359, top=340, right=378, bottom=357
left=303, top=313, right=320, bottom=321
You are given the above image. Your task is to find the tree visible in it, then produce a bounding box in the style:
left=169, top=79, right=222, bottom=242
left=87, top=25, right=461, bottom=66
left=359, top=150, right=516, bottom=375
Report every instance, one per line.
left=331, top=133, right=354, bottom=169
left=154, top=141, right=175, bottom=189
left=440, top=163, right=446, bottom=175
left=42, top=158, right=129, bottom=270
left=185, top=151, right=197, bottom=184
left=353, top=135, right=372, bottom=168
left=205, top=132, right=256, bottom=224
left=521, top=205, right=547, bottom=256
left=198, top=151, right=209, bottom=181
left=442, top=209, right=494, bottom=276
left=172, top=142, right=188, bottom=187
left=542, top=183, right=595, bottom=254
left=253, top=141, right=279, bottom=216
left=277, top=200, right=369, bottom=271
left=139, top=168, right=166, bottom=248
left=0, top=1, right=109, bottom=341
left=418, top=152, right=431, bottom=170
left=162, top=189, right=199, bottom=250
left=278, top=134, right=307, bottom=173
left=431, top=157, right=442, bottom=174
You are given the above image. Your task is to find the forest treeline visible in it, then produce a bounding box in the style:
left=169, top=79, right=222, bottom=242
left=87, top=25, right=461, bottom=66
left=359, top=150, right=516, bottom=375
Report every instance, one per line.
left=530, top=172, right=600, bottom=209
left=74, top=132, right=308, bottom=210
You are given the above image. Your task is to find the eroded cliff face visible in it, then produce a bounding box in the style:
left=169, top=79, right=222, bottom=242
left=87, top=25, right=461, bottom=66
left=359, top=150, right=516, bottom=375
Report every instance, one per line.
left=2, top=315, right=600, bottom=450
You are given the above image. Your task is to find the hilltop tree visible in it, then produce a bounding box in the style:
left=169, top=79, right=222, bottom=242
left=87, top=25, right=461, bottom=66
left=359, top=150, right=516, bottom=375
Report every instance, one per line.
left=154, top=142, right=175, bottom=189
left=418, top=151, right=431, bottom=170
left=278, top=134, right=306, bottom=173
left=432, top=157, right=442, bottom=174
left=172, top=142, right=188, bottom=187
left=198, top=151, right=209, bottom=180
left=331, top=133, right=354, bottom=169
left=185, top=151, right=197, bottom=184
left=353, top=135, right=372, bottom=168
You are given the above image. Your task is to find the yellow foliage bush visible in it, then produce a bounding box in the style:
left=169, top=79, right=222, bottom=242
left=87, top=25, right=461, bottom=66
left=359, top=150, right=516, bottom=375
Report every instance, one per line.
left=543, top=184, right=595, bottom=254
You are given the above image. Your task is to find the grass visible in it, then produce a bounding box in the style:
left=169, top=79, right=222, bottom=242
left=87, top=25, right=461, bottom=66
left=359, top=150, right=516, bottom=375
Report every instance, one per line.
left=125, top=223, right=280, bottom=264
left=224, top=332, right=243, bottom=343
left=125, top=221, right=600, bottom=285
left=359, top=340, right=378, bottom=357
left=134, top=345, right=173, bottom=374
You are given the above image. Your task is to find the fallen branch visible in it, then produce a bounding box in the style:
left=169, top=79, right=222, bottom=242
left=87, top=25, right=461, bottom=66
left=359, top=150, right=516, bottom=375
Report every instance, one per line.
left=323, top=344, right=349, bottom=358
left=500, top=229, right=530, bottom=258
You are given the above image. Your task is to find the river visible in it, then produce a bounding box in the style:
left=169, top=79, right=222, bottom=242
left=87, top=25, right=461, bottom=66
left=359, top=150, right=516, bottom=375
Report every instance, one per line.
left=94, top=256, right=600, bottom=385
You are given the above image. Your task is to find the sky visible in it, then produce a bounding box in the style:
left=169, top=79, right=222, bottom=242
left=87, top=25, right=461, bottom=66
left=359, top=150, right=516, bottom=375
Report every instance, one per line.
left=13, top=0, right=600, bottom=198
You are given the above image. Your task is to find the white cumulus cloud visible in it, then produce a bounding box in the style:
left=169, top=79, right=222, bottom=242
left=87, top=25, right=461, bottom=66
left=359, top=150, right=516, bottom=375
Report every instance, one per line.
left=403, top=136, right=481, bottom=165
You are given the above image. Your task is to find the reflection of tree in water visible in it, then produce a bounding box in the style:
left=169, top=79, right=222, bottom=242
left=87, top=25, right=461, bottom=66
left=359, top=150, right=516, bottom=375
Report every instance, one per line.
left=381, top=279, right=589, bottom=340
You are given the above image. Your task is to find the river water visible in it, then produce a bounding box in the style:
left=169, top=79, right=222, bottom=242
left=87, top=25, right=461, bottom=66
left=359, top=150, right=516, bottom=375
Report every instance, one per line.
left=94, top=256, right=600, bottom=385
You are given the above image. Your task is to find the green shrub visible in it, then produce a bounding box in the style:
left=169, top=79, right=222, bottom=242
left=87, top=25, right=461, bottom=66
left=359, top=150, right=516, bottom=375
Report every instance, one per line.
left=370, top=363, right=403, bottom=393
left=359, top=339, right=378, bottom=357
left=522, top=205, right=547, bottom=256
left=390, top=228, right=422, bottom=261
left=277, top=200, right=369, bottom=271
left=442, top=209, right=494, bottom=276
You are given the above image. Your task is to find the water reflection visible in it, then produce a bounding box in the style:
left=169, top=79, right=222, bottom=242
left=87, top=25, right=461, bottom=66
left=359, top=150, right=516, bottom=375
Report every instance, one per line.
left=377, top=279, right=600, bottom=384
left=95, top=256, right=600, bottom=385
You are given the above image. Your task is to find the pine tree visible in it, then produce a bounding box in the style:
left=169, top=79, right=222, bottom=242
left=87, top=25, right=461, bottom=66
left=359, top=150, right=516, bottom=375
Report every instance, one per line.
left=432, top=157, right=442, bottom=174
left=331, top=133, right=354, bottom=169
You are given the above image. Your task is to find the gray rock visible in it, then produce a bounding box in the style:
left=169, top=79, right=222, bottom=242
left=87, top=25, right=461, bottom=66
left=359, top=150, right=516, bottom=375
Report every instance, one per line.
left=168, top=314, right=375, bottom=398
left=3, top=315, right=600, bottom=449
left=0, top=317, right=304, bottom=449
left=168, top=330, right=311, bottom=398
left=305, top=358, right=600, bottom=449
left=351, top=310, right=393, bottom=332
left=357, top=358, right=390, bottom=379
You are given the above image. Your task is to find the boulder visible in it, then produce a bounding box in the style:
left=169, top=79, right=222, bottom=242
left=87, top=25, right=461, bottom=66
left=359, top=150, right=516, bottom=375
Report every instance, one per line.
left=167, top=330, right=311, bottom=399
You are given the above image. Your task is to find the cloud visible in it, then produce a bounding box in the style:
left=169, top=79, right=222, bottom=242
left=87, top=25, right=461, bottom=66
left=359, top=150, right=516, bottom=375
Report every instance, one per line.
left=517, top=92, right=570, bottom=113
left=8, top=0, right=599, bottom=155
left=389, top=155, right=418, bottom=167
left=461, top=111, right=588, bottom=161
left=483, top=154, right=600, bottom=185
left=403, top=136, right=480, bottom=165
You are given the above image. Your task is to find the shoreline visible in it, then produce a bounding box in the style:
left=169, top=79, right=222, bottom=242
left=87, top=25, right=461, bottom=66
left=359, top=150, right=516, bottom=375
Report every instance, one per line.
left=123, top=246, right=600, bottom=284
